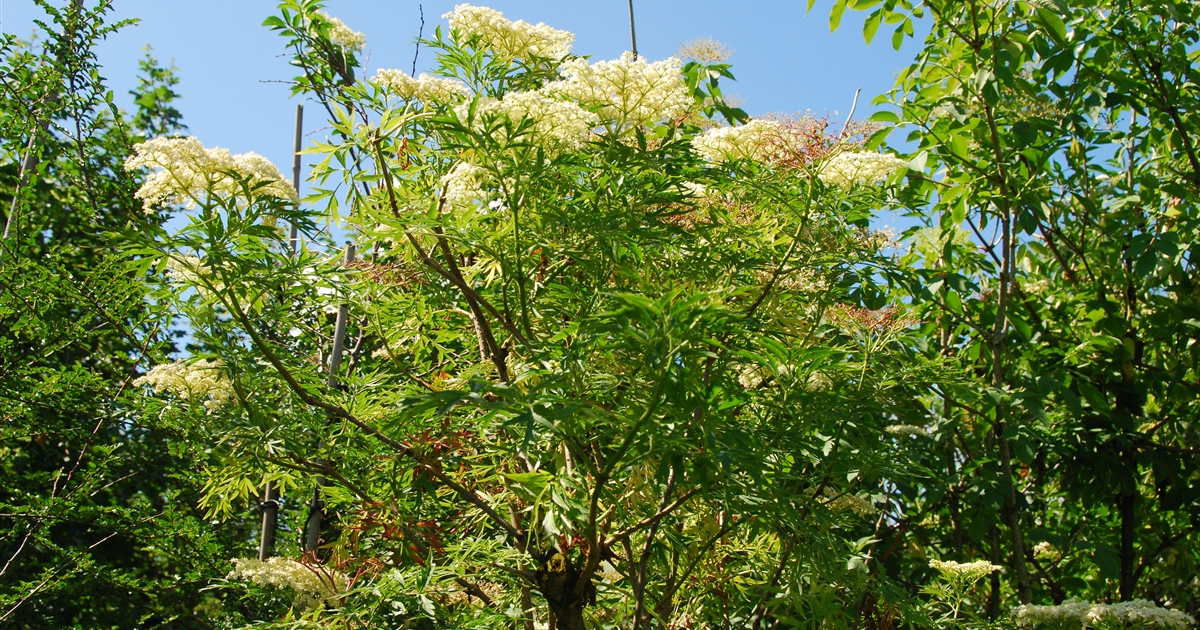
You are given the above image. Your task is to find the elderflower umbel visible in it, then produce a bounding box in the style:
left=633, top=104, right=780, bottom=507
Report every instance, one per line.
left=819, top=151, right=909, bottom=189
left=372, top=69, right=470, bottom=104
left=692, top=119, right=782, bottom=163
left=544, top=52, right=692, bottom=130
left=929, top=558, right=1002, bottom=582
left=1014, top=599, right=1194, bottom=630
left=444, top=4, right=573, bottom=60
left=460, top=91, right=598, bottom=153
left=164, top=255, right=224, bottom=294
left=885, top=424, right=928, bottom=438
left=134, top=359, right=233, bottom=413
left=125, top=137, right=297, bottom=212
left=441, top=161, right=491, bottom=208
left=316, top=10, right=366, bottom=53
left=227, top=557, right=347, bottom=610
left=677, top=37, right=733, bottom=64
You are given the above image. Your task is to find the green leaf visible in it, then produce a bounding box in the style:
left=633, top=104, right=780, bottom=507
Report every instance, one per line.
left=863, top=9, right=883, bottom=44
left=1035, top=8, right=1068, bottom=46
left=869, top=110, right=899, bottom=124
left=831, top=0, right=849, bottom=32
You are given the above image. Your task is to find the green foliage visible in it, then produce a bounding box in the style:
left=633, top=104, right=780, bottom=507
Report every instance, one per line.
left=128, top=3, right=940, bottom=628
left=831, top=0, right=1200, bottom=621
left=0, top=3, right=251, bottom=627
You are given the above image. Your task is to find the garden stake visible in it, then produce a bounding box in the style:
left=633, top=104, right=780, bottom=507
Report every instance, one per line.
left=257, top=103, right=305, bottom=561
left=305, top=243, right=355, bottom=553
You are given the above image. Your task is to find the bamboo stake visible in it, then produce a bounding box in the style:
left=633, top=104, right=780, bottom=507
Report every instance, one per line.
left=627, top=0, right=638, bottom=59
left=305, top=243, right=355, bottom=553
left=258, top=104, right=305, bottom=561
left=288, top=104, right=304, bottom=252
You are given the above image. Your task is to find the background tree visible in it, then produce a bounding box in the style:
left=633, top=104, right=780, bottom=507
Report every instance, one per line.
left=0, top=2, right=256, bottom=627
left=833, top=0, right=1200, bottom=617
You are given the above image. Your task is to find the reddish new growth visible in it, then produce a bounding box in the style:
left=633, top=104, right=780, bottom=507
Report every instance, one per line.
left=827, top=305, right=917, bottom=333
left=759, top=114, right=880, bottom=170
left=344, top=259, right=426, bottom=286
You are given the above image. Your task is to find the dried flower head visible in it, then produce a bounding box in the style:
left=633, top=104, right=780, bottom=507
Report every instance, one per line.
left=544, top=52, right=692, bottom=130
left=819, top=151, right=910, bottom=188
left=316, top=10, right=366, bottom=53
left=676, top=37, right=733, bottom=64
left=125, top=137, right=297, bottom=212
left=372, top=69, right=470, bottom=103
left=444, top=4, right=573, bottom=60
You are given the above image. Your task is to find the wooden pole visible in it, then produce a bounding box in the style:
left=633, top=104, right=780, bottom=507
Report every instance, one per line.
left=258, top=103, right=304, bottom=561
left=627, top=0, right=638, bottom=59
left=305, top=243, right=355, bottom=553
left=288, top=104, right=304, bottom=252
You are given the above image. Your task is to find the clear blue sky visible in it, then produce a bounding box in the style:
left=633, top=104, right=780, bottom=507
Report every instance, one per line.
left=2, top=0, right=924, bottom=198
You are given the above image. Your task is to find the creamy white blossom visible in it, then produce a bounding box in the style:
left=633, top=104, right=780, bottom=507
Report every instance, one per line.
left=441, top=161, right=491, bottom=208
left=163, top=255, right=225, bottom=295
left=372, top=69, right=470, bottom=103
left=125, top=137, right=297, bottom=211
left=885, top=424, right=928, bottom=438
left=1032, top=541, right=1060, bottom=560
left=677, top=37, right=733, bottom=64
left=544, top=52, right=692, bottom=129
left=134, top=359, right=233, bottom=412
left=317, top=10, right=366, bottom=53
left=1015, top=599, right=1194, bottom=630
left=228, top=557, right=347, bottom=610
left=460, top=91, right=598, bottom=152
left=444, top=4, right=573, bottom=59
left=692, top=119, right=781, bottom=163
left=819, top=151, right=910, bottom=189
left=912, top=224, right=974, bottom=260
left=929, top=558, right=1002, bottom=581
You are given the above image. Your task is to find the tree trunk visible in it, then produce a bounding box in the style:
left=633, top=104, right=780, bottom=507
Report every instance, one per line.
left=536, top=552, right=594, bottom=630
left=998, top=431, right=1033, bottom=603
left=1119, top=491, right=1137, bottom=600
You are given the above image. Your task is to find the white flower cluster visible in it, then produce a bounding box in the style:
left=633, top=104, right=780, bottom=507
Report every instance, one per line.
left=677, top=37, right=733, bottom=64
left=444, top=4, right=573, bottom=60
left=134, top=359, right=233, bottom=413
left=1032, top=541, right=1060, bottom=560
left=462, top=91, right=598, bottom=153
left=819, top=151, right=910, bottom=189
left=163, top=255, right=225, bottom=295
left=827, top=492, right=875, bottom=516
left=692, top=119, right=781, bottom=163
left=885, top=424, right=928, bottom=438
left=372, top=69, right=470, bottom=104
left=1014, top=599, right=1195, bottom=630
left=125, top=137, right=297, bottom=212
left=441, top=161, right=491, bottom=208
left=317, top=10, right=366, bottom=53
left=911, top=224, right=974, bottom=260
left=929, top=558, right=1002, bottom=581
left=228, top=557, right=347, bottom=610
left=544, top=52, right=692, bottom=129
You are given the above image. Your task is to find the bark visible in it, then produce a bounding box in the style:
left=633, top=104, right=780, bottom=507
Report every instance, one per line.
left=1119, top=491, right=1137, bottom=600
left=536, top=552, right=594, bottom=630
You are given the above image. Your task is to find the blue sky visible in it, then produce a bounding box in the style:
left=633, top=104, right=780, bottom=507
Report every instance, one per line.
left=2, top=0, right=925, bottom=198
